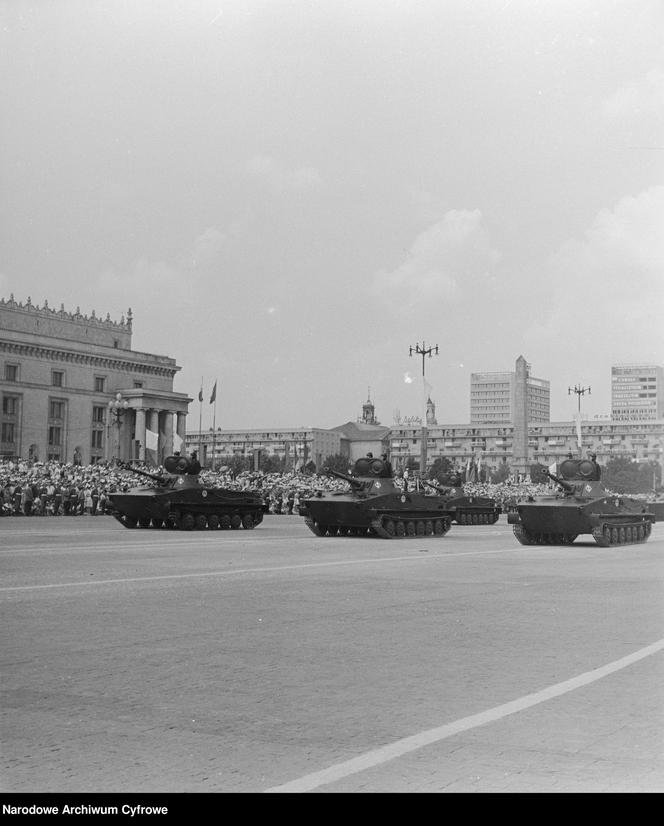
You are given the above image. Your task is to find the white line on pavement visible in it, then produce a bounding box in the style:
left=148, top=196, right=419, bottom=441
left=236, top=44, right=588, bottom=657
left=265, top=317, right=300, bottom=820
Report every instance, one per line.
left=264, top=637, right=664, bottom=793
left=0, top=547, right=517, bottom=591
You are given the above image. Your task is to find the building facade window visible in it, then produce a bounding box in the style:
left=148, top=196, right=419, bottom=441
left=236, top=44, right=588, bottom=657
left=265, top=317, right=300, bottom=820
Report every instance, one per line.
left=48, top=426, right=62, bottom=446
left=1, top=422, right=15, bottom=443
left=51, top=370, right=64, bottom=387
left=4, top=364, right=18, bottom=381
left=91, top=430, right=103, bottom=449
left=2, top=395, right=18, bottom=416
left=94, top=376, right=106, bottom=392
left=49, top=400, right=65, bottom=420
left=92, top=405, right=105, bottom=424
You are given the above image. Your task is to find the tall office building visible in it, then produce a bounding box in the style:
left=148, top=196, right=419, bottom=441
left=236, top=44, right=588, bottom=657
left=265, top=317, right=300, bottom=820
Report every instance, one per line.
left=470, top=361, right=550, bottom=424
left=611, top=364, right=664, bottom=422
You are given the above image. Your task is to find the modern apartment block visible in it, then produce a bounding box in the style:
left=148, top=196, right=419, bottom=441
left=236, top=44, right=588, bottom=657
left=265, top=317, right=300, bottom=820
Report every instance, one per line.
left=0, top=295, right=192, bottom=464
left=470, top=362, right=550, bottom=424
left=611, top=364, right=664, bottom=422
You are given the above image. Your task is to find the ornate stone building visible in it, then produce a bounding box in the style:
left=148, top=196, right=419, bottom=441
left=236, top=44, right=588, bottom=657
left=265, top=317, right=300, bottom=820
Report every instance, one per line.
left=0, top=295, right=192, bottom=464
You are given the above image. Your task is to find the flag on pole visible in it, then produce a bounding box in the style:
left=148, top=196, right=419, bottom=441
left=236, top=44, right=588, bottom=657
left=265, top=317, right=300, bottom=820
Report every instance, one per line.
left=198, top=387, right=203, bottom=403
left=173, top=432, right=183, bottom=453
left=548, top=461, right=557, bottom=475
left=209, top=380, right=217, bottom=404
left=145, top=429, right=159, bottom=451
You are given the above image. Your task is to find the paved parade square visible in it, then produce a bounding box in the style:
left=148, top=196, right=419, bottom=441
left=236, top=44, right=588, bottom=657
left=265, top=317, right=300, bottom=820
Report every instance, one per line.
left=1, top=515, right=662, bottom=794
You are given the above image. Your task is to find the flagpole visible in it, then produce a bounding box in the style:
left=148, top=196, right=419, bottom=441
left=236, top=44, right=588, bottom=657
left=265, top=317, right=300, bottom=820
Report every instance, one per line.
left=198, top=376, right=203, bottom=459
left=211, top=379, right=217, bottom=471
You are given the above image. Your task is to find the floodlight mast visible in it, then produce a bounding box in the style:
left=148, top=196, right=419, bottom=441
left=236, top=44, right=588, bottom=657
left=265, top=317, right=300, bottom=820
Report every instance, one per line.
left=409, top=342, right=439, bottom=477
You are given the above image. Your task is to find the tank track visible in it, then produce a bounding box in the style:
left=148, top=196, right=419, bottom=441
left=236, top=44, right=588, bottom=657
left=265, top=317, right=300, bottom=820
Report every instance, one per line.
left=454, top=510, right=500, bottom=525
left=512, top=524, right=578, bottom=545
left=304, top=514, right=451, bottom=538
left=115, top=509, right=262, bottom=531
left=513, top=518, right=653, bottom=547
left=591, top=519, right=653, bottom=547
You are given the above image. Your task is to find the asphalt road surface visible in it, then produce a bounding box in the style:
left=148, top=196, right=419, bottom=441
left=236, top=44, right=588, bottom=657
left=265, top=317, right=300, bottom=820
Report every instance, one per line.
left=1, top=514, right=663, bottom=794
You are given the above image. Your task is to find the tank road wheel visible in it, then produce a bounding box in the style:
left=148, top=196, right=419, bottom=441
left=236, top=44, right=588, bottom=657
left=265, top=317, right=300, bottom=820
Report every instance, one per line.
left=195, top=514, right=208, bottom=530
left=384, top=519, right=396, bottom=537
left=396, top=521, right=405, bottom=537
left=138, top=516, right=151, bottom=528
left=151, top=518, right=163, bottom=529
left=610, top=527, right=619, bottom=544
left=416, top=520, right=425, bottom=536
left=123, top=516, right=138, bottom=529
left=242, top=514, right=254, bottom=529
left=617, top=526, right=625, bottom=544
left=406, top=521, right=416, bottom=536
left=637, top=524, right=645, bottom=541
left=425, top=520, right=433, bottom=536
left=230, top=514, right=242, bottom=530
left=181, top=513, right=195, bottom=531
left=208, top=514, right=220, bottom=530
left=220, top=514, right=231, bottom=529
left=433, top=519, right=445, bottom=536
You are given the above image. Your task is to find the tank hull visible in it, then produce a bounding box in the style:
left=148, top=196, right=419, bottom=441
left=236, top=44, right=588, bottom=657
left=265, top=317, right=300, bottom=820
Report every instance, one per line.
left=508, top=498, right=654, bottom=547
left=444, top=496, right=501, bottom=525
left=109, top=485, right=264, bottom=531
left=301, top=492, right=452, bottom=538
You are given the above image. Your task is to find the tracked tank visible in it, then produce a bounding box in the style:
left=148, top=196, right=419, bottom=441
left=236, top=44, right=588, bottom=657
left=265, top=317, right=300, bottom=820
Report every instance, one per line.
left=507, top=458, right=654, bottom=547
left=424, top=480, right=501, bottom=525
left=299, top=456, right=452, bottom=538
left=109, top=455, right=264, bottom=531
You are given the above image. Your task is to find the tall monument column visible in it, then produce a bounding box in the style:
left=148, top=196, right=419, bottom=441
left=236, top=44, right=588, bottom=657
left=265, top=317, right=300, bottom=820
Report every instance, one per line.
left=512, top=355, right=529, bottom=479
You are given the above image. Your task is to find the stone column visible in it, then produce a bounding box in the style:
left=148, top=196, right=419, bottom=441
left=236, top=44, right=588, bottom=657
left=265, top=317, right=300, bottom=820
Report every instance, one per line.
left=135, top=408, right=146, bottom=462
left=176, top=412, right=186, bottom=453
left=147, top=409, right=160, bottom=465
left=164, top=411, right=176, bottom=459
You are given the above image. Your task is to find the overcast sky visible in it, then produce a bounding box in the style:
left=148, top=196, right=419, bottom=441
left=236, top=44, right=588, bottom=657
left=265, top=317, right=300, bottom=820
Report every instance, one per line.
left=1, top=0, right=663, bottom=431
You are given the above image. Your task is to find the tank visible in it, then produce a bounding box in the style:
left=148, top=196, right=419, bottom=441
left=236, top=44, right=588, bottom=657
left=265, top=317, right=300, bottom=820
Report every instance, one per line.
left=108, top=455, right=264, bottom=531
left=423, top=480, right=501, bottom=525
left=299, top=456, right=453, bottom=538
left=507, top=458, right=655, bottom=547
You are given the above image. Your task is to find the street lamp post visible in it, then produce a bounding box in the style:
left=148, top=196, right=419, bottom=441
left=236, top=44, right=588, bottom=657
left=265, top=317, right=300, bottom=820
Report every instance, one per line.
left=409, top=341, right=439, bottom=477
left=568, top=384, right=591, bottom=413
left=107, top=392, right=129, bottom=461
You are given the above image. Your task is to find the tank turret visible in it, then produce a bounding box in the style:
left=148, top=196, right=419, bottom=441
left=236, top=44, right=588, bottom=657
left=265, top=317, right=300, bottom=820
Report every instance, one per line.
left=108, top=455, right=264, bottom=532
left=508, top=458, right=654, bottom=547
left=299, top=456, right=453, bottom=539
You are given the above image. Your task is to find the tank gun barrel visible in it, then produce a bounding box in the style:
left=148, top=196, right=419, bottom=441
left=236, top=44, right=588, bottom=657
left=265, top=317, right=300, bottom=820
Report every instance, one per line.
left=325, top=468, right=364, bottom=489
left=545, top=469, right=574, bottom=493
left=423, top=480, right=452, bottom=494
left=116, top=461, right=165, bottom=483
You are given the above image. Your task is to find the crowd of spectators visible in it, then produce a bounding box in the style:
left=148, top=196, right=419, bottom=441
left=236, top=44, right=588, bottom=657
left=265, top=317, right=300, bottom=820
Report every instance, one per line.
left=0, top=455, right=566, bottom=519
